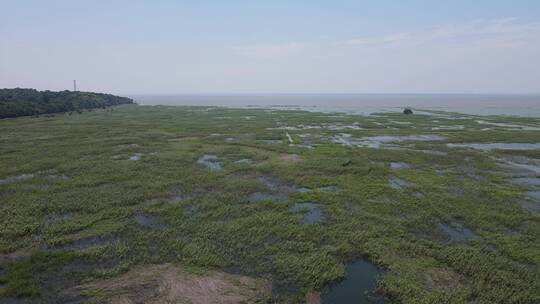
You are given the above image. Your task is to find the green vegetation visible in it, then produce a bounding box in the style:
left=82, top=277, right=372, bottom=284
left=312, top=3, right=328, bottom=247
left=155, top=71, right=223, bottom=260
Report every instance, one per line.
left=0, top=105, right=539, bottom=303
left=0, top=88, right=133, bottom=118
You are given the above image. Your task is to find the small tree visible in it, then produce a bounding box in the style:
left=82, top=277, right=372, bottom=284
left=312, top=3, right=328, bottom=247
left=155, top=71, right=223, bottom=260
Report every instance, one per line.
left=403, top=108, right=413, bottom=115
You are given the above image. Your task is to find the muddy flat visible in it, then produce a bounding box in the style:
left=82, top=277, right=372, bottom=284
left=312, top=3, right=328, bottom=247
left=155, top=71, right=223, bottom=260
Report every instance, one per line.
left=74, top=264, right=271, bottom=304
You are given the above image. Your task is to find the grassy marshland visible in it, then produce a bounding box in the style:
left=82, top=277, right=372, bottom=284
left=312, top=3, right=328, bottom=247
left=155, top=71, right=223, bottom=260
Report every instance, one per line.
left=0, top=105, right=539, bottom=303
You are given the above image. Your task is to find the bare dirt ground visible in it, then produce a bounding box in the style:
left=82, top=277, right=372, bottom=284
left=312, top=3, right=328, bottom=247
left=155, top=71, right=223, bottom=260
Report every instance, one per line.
left=305, top=292, right=321, bottom=304
left=280, top=153, right=302, bottom=162
left=73, top=264, right=272, bottom=304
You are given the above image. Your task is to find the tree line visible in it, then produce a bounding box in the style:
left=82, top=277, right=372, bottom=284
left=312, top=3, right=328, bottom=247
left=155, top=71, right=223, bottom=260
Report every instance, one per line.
left=0, top=88, right=134, bottom=118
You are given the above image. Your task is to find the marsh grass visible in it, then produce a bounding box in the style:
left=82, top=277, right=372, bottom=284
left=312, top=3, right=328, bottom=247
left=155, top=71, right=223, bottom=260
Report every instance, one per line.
left=1, top=105, right=539, bottom=303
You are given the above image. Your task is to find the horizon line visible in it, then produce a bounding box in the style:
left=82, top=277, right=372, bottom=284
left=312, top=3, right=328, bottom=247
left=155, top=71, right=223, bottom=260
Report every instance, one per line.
left=124, top=92, right=540, bottom=97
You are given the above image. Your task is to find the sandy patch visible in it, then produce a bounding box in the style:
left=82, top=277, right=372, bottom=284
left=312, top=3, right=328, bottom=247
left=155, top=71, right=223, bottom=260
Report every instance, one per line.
left=305, top=292, right=321, bottom=304
left=424, top=268, right=461, bottom=291
left=75, top=264, right=271, bottom=304
left=280, top=153, right=302, bottom=162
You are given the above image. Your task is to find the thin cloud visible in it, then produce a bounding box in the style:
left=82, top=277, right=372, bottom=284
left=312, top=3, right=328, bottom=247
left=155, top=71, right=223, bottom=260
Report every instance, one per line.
left=234, top=42, right=306, bottom=58
left=345, top=18, right=540, bottom=48
left=345, top=32, right=417, bottom=47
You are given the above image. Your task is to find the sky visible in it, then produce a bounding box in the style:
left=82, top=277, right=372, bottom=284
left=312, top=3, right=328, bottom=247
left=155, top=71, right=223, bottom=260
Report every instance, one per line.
left=1, top=0, right=540, bottom=95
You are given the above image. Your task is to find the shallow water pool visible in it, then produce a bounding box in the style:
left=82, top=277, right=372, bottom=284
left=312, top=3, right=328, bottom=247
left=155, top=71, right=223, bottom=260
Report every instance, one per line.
left=322, top=259, right=385, bottom=304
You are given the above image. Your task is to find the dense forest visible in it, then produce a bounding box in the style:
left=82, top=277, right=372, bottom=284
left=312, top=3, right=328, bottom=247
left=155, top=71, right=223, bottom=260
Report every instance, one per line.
left=0, top=88, right=134, bottom=118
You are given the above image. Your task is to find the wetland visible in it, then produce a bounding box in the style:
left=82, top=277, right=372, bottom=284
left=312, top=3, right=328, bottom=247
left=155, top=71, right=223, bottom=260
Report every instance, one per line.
left=1, top=105, right=539, bottom=303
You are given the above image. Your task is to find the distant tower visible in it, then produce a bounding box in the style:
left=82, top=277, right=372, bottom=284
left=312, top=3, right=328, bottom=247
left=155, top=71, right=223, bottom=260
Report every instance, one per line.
left=73, top=80, right=77, bottom=92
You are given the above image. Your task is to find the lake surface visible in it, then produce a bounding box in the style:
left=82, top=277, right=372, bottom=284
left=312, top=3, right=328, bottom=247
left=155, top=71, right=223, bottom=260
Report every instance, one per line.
left=130, top=94, right=540, bottom=117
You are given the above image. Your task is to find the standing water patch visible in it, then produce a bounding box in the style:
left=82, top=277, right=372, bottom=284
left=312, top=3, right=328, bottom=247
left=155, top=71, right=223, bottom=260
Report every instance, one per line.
left=129, top=153, right=143, bottom=161
left=135, top=214, right=166, bottom=229
left=0, top=173, right=35, bottom=185
left=511, top=178, right=540, bottom=187
left=196, top=154, right=223, bottom=171
left=437, top=222, right=477, bottom=242
left=45, top=212, right=75, bottom=225
left=389, top=162, right=410, bottom=170
left=502, top=159, right=540, bottom=175
left=296, top=187, right=311, bottom=193
left=248, top=192, right=283, bottom=203
left=332, top=134, right=445, bottom=149
left=527, top=190, right=540, bottom=201
left=290, top=202, right=323, bottom=224
left=318, top=186, right=340, bottom=193
left=264, top=139, right=283, bottom=145
left=447, top=143, right=540, bottom=151
left=169, top=188, right=191, bottom=204
left=389, top=177, right=409, bottom=190
left=247, top=176, right=299, bottom=202
left=235, top=158, right=252, bottom=164
left=520, top=201, right=540, bottom=212
left=322, top=259, right=385, bottom=304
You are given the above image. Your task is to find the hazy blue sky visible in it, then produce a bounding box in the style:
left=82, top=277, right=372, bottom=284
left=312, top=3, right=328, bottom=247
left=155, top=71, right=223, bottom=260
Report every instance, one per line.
left=1, top=1, right=540, bottom=94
